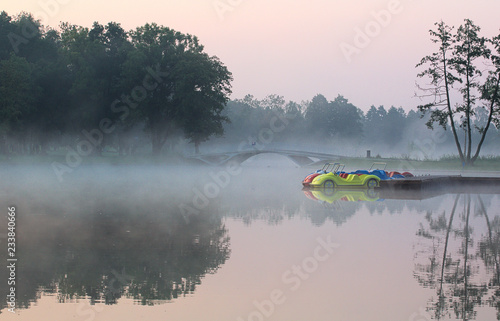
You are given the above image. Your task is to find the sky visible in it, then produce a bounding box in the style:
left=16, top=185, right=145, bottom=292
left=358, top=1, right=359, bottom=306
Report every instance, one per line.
left=3, top=0, right=500, bottom=112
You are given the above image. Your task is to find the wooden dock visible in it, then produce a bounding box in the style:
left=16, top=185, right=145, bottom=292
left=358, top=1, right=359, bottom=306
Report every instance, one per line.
left=378, top=175, right=500, bottom=199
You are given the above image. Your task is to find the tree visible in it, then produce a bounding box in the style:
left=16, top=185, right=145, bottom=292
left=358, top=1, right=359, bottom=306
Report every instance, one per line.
left=0, top=12, right=65, bottom=154
left=304, top=94, right=331, bottom=138
left=179, top=52, right=231, bottom=154
left=364, top=105, right=390, bottom=142
left=3, top=12, right=45, bottom=60
left=474, top=32, right=500, bottom=162
left=328, top=95, right=363, bottom=138
left=383, top=106, right=407, bottom=145
left=220, top=98, right=255, bottom=144
left=0, top=11, right=15, bottom=60
left=0, top=13, right=236, bottom=156
left=0, top=54, right=38, bottom=153
left=305, top=94, right=363, bottom=140
left=452, top=19, right=491, bottom=162
left=126, top=23, right=232, bottom=156
left=416, top=20, right=499, bottom=166
left=27, top=28, right=72, bottom=154
left=260, top=94, right=285, bottom=111
left=60, top=22, right=132, bottom=141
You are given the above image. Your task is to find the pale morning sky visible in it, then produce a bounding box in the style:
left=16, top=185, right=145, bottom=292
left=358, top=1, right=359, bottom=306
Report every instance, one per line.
left=3, top=0, right=500, bottom=111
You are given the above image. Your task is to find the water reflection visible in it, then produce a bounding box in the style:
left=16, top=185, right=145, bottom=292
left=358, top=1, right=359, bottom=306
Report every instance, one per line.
left=0, top=167, right=231, bottom=312
left=301, top=188, right=381, bottom=226
left=414, top=193, right=500, bottom=320
left=303, top=188, right=380, bottom=203
left=1, top=166, right=499, bottom=320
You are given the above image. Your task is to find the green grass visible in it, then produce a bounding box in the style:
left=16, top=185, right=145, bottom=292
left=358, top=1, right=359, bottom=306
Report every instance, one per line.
left=310, top=155, right=500, bottom=172
left=2, top=152, right=500, bottom=172
left=0, top=153, right=185, bottom=166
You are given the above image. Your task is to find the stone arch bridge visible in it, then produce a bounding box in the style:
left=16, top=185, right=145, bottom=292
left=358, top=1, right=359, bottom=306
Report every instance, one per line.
left=184, top=149, right=340, bottom=167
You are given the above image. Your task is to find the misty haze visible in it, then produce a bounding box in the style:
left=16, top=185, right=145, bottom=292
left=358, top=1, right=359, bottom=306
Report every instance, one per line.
left=1, top=3, right=500, bottom=321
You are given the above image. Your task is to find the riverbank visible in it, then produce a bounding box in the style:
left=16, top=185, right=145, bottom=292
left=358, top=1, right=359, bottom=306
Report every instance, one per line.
left=309, top=156, right=500, bottom=174
left=1, top=153, right=500, bottom=174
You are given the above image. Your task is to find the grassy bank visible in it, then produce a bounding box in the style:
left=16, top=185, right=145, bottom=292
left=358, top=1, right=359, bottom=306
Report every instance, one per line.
left=1, top=153, right=500, bottom=173
left=0, top=153, right=186, bottom=167
left=311, top=155, right=500, bottom=173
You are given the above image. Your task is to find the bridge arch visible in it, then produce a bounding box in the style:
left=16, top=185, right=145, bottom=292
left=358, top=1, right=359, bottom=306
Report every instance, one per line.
left=184, top=149, right=339, bottom=167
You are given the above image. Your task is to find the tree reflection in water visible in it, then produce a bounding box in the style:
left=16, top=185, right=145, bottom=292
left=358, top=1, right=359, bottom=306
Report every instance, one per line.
left=0, top=197, right=230, bottom=311
left=414, top=194, right=500, bottom=320
left=2, top=165, right=499, bottom=319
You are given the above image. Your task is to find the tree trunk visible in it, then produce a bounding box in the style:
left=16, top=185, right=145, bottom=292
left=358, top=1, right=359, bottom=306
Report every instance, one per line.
left=472, top=75, right=500, bottom=163
left=465, top=47, right=473, bottom=165
left=151, top=134, right=162, bottom=156
left=442, top=48, right=465, bottom=164
left=151, top=129, right=168, bottom=157
left=39, top=136, right=49, bottom=155
left=0, top=135, right=7, bottom=155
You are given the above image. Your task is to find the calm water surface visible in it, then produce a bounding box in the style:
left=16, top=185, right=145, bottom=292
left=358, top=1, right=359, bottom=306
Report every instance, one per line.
left=1, top=161, right=499, bottom=321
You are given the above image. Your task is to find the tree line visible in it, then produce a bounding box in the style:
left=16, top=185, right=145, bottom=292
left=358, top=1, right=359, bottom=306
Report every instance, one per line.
left=1, top=13, right=499, bottom=163
left=216, top=93, right=499, bottom=159
left=0, top=11, right=232, bottom=156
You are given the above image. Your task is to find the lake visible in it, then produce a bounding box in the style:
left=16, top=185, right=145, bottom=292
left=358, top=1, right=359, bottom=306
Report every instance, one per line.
left=1, top=159, right=499, bottom=321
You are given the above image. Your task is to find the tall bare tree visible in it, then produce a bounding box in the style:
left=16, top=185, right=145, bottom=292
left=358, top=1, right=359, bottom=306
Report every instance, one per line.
left=416, top=20, right=499, bottom=166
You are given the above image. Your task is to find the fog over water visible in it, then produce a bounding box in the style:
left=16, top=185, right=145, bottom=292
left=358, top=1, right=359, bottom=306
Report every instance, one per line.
left=1, top=156, right=500, bottom=320
left=1, top=2, right=499, bottom=319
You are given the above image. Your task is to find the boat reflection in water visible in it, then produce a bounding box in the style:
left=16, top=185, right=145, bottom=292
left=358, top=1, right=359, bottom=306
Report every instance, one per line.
left=303, top=187, right=380, bottom=204
left=1, top=164, right=500, bottom=320
left=303, top=187, right=500, bottom=320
